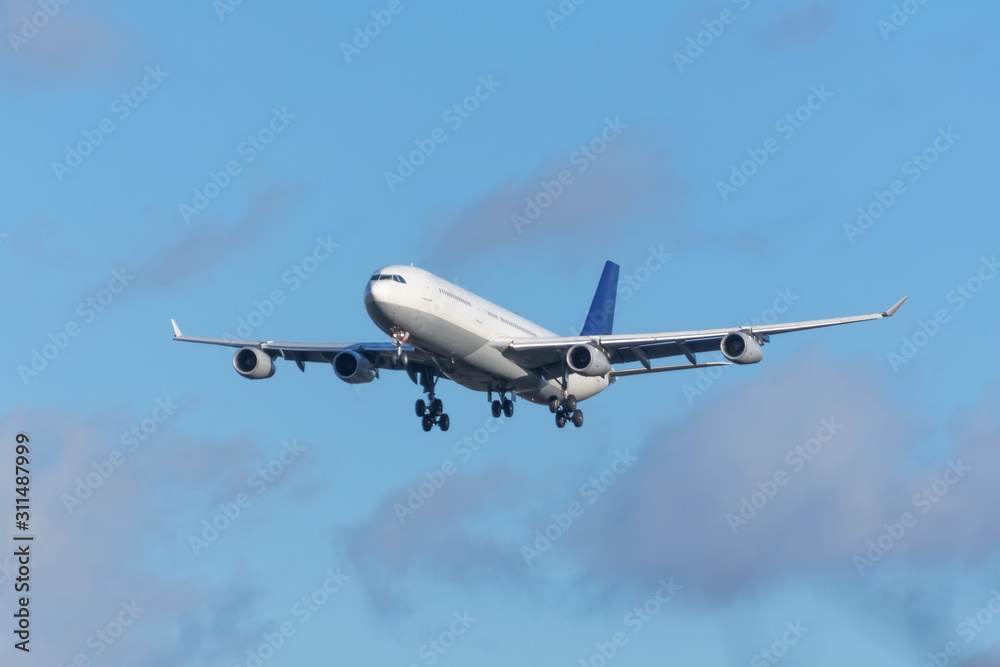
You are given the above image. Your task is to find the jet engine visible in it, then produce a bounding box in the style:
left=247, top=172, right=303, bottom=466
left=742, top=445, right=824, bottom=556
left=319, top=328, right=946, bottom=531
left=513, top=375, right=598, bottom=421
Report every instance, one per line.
left=720, top=332, right=764, bottom=364
left=233, top=347, right=276, bottom=379
left=333, top=350, right=377, bottom=384
left=566, top=343, right=611, bottom=377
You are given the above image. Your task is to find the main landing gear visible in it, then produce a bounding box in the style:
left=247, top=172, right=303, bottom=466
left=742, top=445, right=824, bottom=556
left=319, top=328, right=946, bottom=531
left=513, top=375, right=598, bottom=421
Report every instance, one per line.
left=549, top=395, right=583, bottom=428
left=488, top=387, right=515, bottom=419
left=416, top=370, right=449, bottom=432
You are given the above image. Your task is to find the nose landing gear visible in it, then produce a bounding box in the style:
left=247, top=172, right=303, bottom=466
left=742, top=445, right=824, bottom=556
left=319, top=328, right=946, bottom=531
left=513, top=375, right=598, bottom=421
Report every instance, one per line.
left=390, top=327, right=410, bottom=362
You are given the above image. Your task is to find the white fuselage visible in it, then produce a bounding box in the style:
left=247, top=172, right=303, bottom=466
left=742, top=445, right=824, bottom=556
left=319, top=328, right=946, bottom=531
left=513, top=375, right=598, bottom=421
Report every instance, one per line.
left=363, top=265, right=609, bottom=405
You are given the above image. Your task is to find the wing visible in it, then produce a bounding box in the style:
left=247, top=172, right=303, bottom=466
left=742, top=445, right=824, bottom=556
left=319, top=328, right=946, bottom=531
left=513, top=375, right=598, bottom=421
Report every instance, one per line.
left=169, top=319, right=435, bottom=371
left=489, top=297, right=908, bottom=370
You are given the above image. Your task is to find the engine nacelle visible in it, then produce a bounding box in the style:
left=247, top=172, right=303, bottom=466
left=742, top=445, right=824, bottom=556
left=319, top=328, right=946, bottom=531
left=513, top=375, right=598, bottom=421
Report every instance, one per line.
left=233, top=347, right=276, bottom=379
left=333, top=350, right=376, bottom=384
left=721, top=332, right=764, bottom=364
left=566, top=343, right=611, bottom=377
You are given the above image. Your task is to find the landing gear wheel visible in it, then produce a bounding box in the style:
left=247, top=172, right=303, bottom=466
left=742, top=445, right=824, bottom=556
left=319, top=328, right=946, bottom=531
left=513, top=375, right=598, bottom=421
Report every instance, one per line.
left=439, top=414, right=450, bottom=431
left=415, top=399, right=427, bottom=417
left=555, top=413, right=566, bottom=428
left=564, top=395, right=577, bottom=412
left=491, top=400, right=502, bottom=418
left=548, top=396, right=560, bottom=414
left=421, top=415, right=433, bottom=432
left=502, top=398, right=514, bottom=418
left=572, top=409, right=584, bottom=428
left=430, top=398, right=443, bottom=416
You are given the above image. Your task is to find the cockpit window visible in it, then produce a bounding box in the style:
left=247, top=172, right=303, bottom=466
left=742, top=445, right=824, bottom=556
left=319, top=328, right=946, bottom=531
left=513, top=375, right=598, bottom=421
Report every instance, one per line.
left=370, top=273, right=406, bottom=283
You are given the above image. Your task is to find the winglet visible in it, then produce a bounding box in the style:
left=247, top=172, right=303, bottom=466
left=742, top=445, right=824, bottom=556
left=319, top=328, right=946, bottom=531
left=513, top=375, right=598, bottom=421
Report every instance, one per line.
left=883, top=296, right=908, bottom=317
left=580, top=261, right=620, bottom=336
left=171, top=319, right=182, bottom=337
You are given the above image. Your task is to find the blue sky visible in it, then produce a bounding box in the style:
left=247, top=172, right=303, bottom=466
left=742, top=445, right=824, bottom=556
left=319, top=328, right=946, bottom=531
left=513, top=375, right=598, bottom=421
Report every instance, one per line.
left=2, top=0, right=999, bottom=665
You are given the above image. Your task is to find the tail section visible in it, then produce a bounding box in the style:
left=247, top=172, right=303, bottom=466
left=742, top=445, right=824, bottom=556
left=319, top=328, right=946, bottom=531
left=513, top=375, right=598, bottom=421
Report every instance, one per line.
left=580, top=261, right=620, bottom=336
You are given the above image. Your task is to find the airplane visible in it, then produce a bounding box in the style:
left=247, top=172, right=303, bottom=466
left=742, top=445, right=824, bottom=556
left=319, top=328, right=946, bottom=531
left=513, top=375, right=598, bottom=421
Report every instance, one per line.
left=171, top=261, right=907, bottom=431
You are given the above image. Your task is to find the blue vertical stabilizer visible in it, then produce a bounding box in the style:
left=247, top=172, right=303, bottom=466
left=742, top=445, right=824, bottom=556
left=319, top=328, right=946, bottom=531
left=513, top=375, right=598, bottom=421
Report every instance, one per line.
left=580, top=261, right=620, bottom=336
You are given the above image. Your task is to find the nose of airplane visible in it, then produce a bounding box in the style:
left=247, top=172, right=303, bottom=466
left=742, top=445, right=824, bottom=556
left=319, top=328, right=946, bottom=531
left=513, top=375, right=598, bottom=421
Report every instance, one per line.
left=363, top=273, right=395, bottom=327
left=363, top=277, right=385, bottom=308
